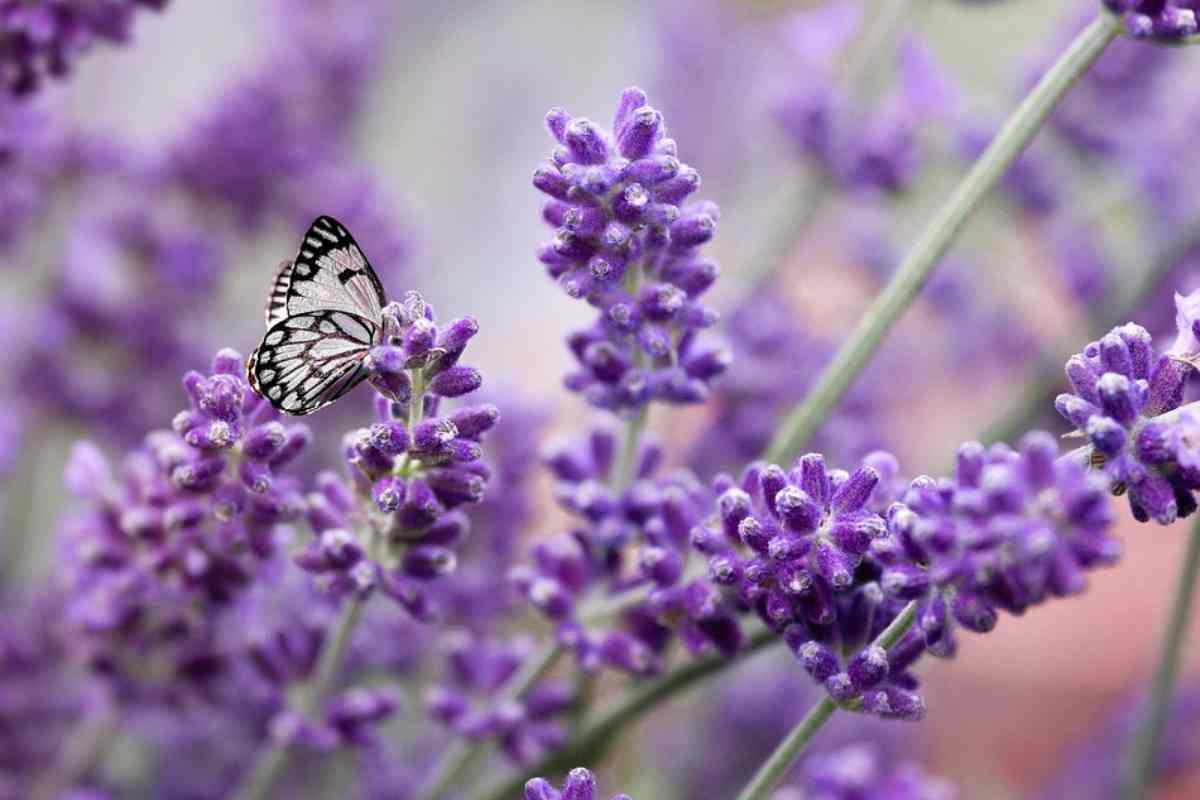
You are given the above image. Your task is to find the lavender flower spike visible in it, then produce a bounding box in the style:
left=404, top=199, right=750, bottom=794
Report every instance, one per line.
left=525, top=767, right=632, bottom=800
left=1055, top=290, right=1200, bottom=524
left=1102, top=2, right=1200, bottom=41
left=534, top=87, right=728, bottom=412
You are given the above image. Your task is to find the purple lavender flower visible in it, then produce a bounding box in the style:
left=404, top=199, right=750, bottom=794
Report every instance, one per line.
left=59, top=348, right=310, bottom=701
left=1054, top=293, right=1200, bottom=524
left=509, top=425, right=720, bottom=672
left=879, top=433, right=1119, bottom=657
left=690, top=453, right=925, bottom=719
left=533, top=87, right=728, bottom=411
left=435, top=392, right=546, bottom=629
left=1103, top=1, right=1200, bottom=40
left=789, top=743, right=956, bottom=800
left=524, top=767, right=632, bottom=800
left=19, top=208, right=224, bottom=439
left=776, top=20, right=957, bottom=196
left=294, top=292, right=497, bottom=621
left=425, top=630, right=572, bottom=765
left=0, top=0, right=168, bottom=97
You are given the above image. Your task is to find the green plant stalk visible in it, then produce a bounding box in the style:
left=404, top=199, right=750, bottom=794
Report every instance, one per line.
left=615, top=405, right=650, bottom=490
left=733, top=600, right=919, bottom=800
left=763, top=11, right=1124, bottom=465
left=1122, top=514, right=1200, bottom=799
left=422, top=387, right=652, bottom=798
left=470, top=624, right=780, bottom=800
left=232, top=595, right=367, bottom=800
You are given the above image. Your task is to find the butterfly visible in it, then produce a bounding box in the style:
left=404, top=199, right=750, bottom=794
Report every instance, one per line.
left=247, top=215, right=387, bottom=416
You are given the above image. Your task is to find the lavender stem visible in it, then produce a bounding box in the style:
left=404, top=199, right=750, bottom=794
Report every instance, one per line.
left=232, top=594, right=368, bottom=800
left=1122, top=514, right=1200, bottom=798
left=732, top=600, right=919, bottom=800
left=763, top=11, right=1123, bottom=464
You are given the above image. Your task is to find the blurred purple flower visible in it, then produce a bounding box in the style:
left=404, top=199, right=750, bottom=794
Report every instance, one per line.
left=425, top=630, right=572, bottom=765
left=0, top=0, right=167, bottom=97
left=775, top=8, right=958, bottom=196
left=1038, top=684, right=1200, bottom=799
left=786, top=743, right=956, bottom=800
left=689, top=290, right=890, bottom=473
left=59, top=348, right=310, bottom=703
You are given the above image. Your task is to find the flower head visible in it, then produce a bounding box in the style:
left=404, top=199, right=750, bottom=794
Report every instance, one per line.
left=1103, top=1, right=1199, bottom=40
left=1055, top=301, right=1199, bottom=524
left=534, top=87, right=727, bottom=411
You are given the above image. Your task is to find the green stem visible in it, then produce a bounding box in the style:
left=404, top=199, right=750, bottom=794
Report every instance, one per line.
left=614, top=406, right=649, bottom=490
left=470, top=624, right=780, bottom=800
left=232, top=593, right=368, bottom=800
left=732, top=600, right=919, bottom=800
left=763, top=12, right=1123, bottom=465
left=31, top=700, right=119, bottom=800
left=735, top=699, right=839, bottom=800
left=1122, top=515, right=1200, bottom=799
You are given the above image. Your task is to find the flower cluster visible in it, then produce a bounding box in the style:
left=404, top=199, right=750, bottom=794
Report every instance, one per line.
left=20, top=208, right=223, bottom=439
left=425, top=630, right=573, bottom=765
left=1055, top=295, right=1200, bottom=524
left=685, top=428, right=1119, bottom=720
left=1103, top=1, right=1199, bottom=39
left=294, top=292, right=497, bottom=621
left=0, top=0, right=167, bottom=97
left=534, top=87, right=728, bottom=411
left=59, top=348, right=310, bottom=700
left=879, top=433, right=1119, bottom=653
left=695, top=451, right=924, bottom=720
left=509, top=426, right=726, bottom=673
left=775, top=7, right=956, bottom=196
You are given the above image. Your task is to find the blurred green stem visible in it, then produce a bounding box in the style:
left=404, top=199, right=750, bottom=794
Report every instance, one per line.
left=732, top=600, right=919, bottom=800
left=764, top=11, right=1123, bottom=464
left=31, top=699, right=118, bottom=800
left=232, top=594, right=367, bottom=800
left=470, top=624, right=780, bottom=800
left=421, top=399, right=650, bottom=799
left=1122, top=515, right=1200, bottom=799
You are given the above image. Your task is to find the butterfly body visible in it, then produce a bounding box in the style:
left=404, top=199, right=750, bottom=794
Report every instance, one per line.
left=248, top=216, right=388, bottom=416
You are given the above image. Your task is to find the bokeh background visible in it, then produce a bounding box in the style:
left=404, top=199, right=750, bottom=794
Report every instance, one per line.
left=4, top=0, right=1200, bottom=797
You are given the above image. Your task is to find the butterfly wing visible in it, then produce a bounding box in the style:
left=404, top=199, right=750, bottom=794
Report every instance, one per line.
left=265, top=259, right=294, bottom=328
left=285, top=215, right=387, bottom=324
left=248, top=310, right=378, bottom=416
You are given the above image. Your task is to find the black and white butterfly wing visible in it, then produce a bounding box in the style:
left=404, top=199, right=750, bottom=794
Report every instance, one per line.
left=285, top=215, right=387, bottom=324
left=265, top=259, right=294, bottom=328
left=248, top=310, right=378, bottom=416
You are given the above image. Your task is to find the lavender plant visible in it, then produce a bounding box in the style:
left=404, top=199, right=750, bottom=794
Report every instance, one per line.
left=9, top=2, right=1200, bottom=799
